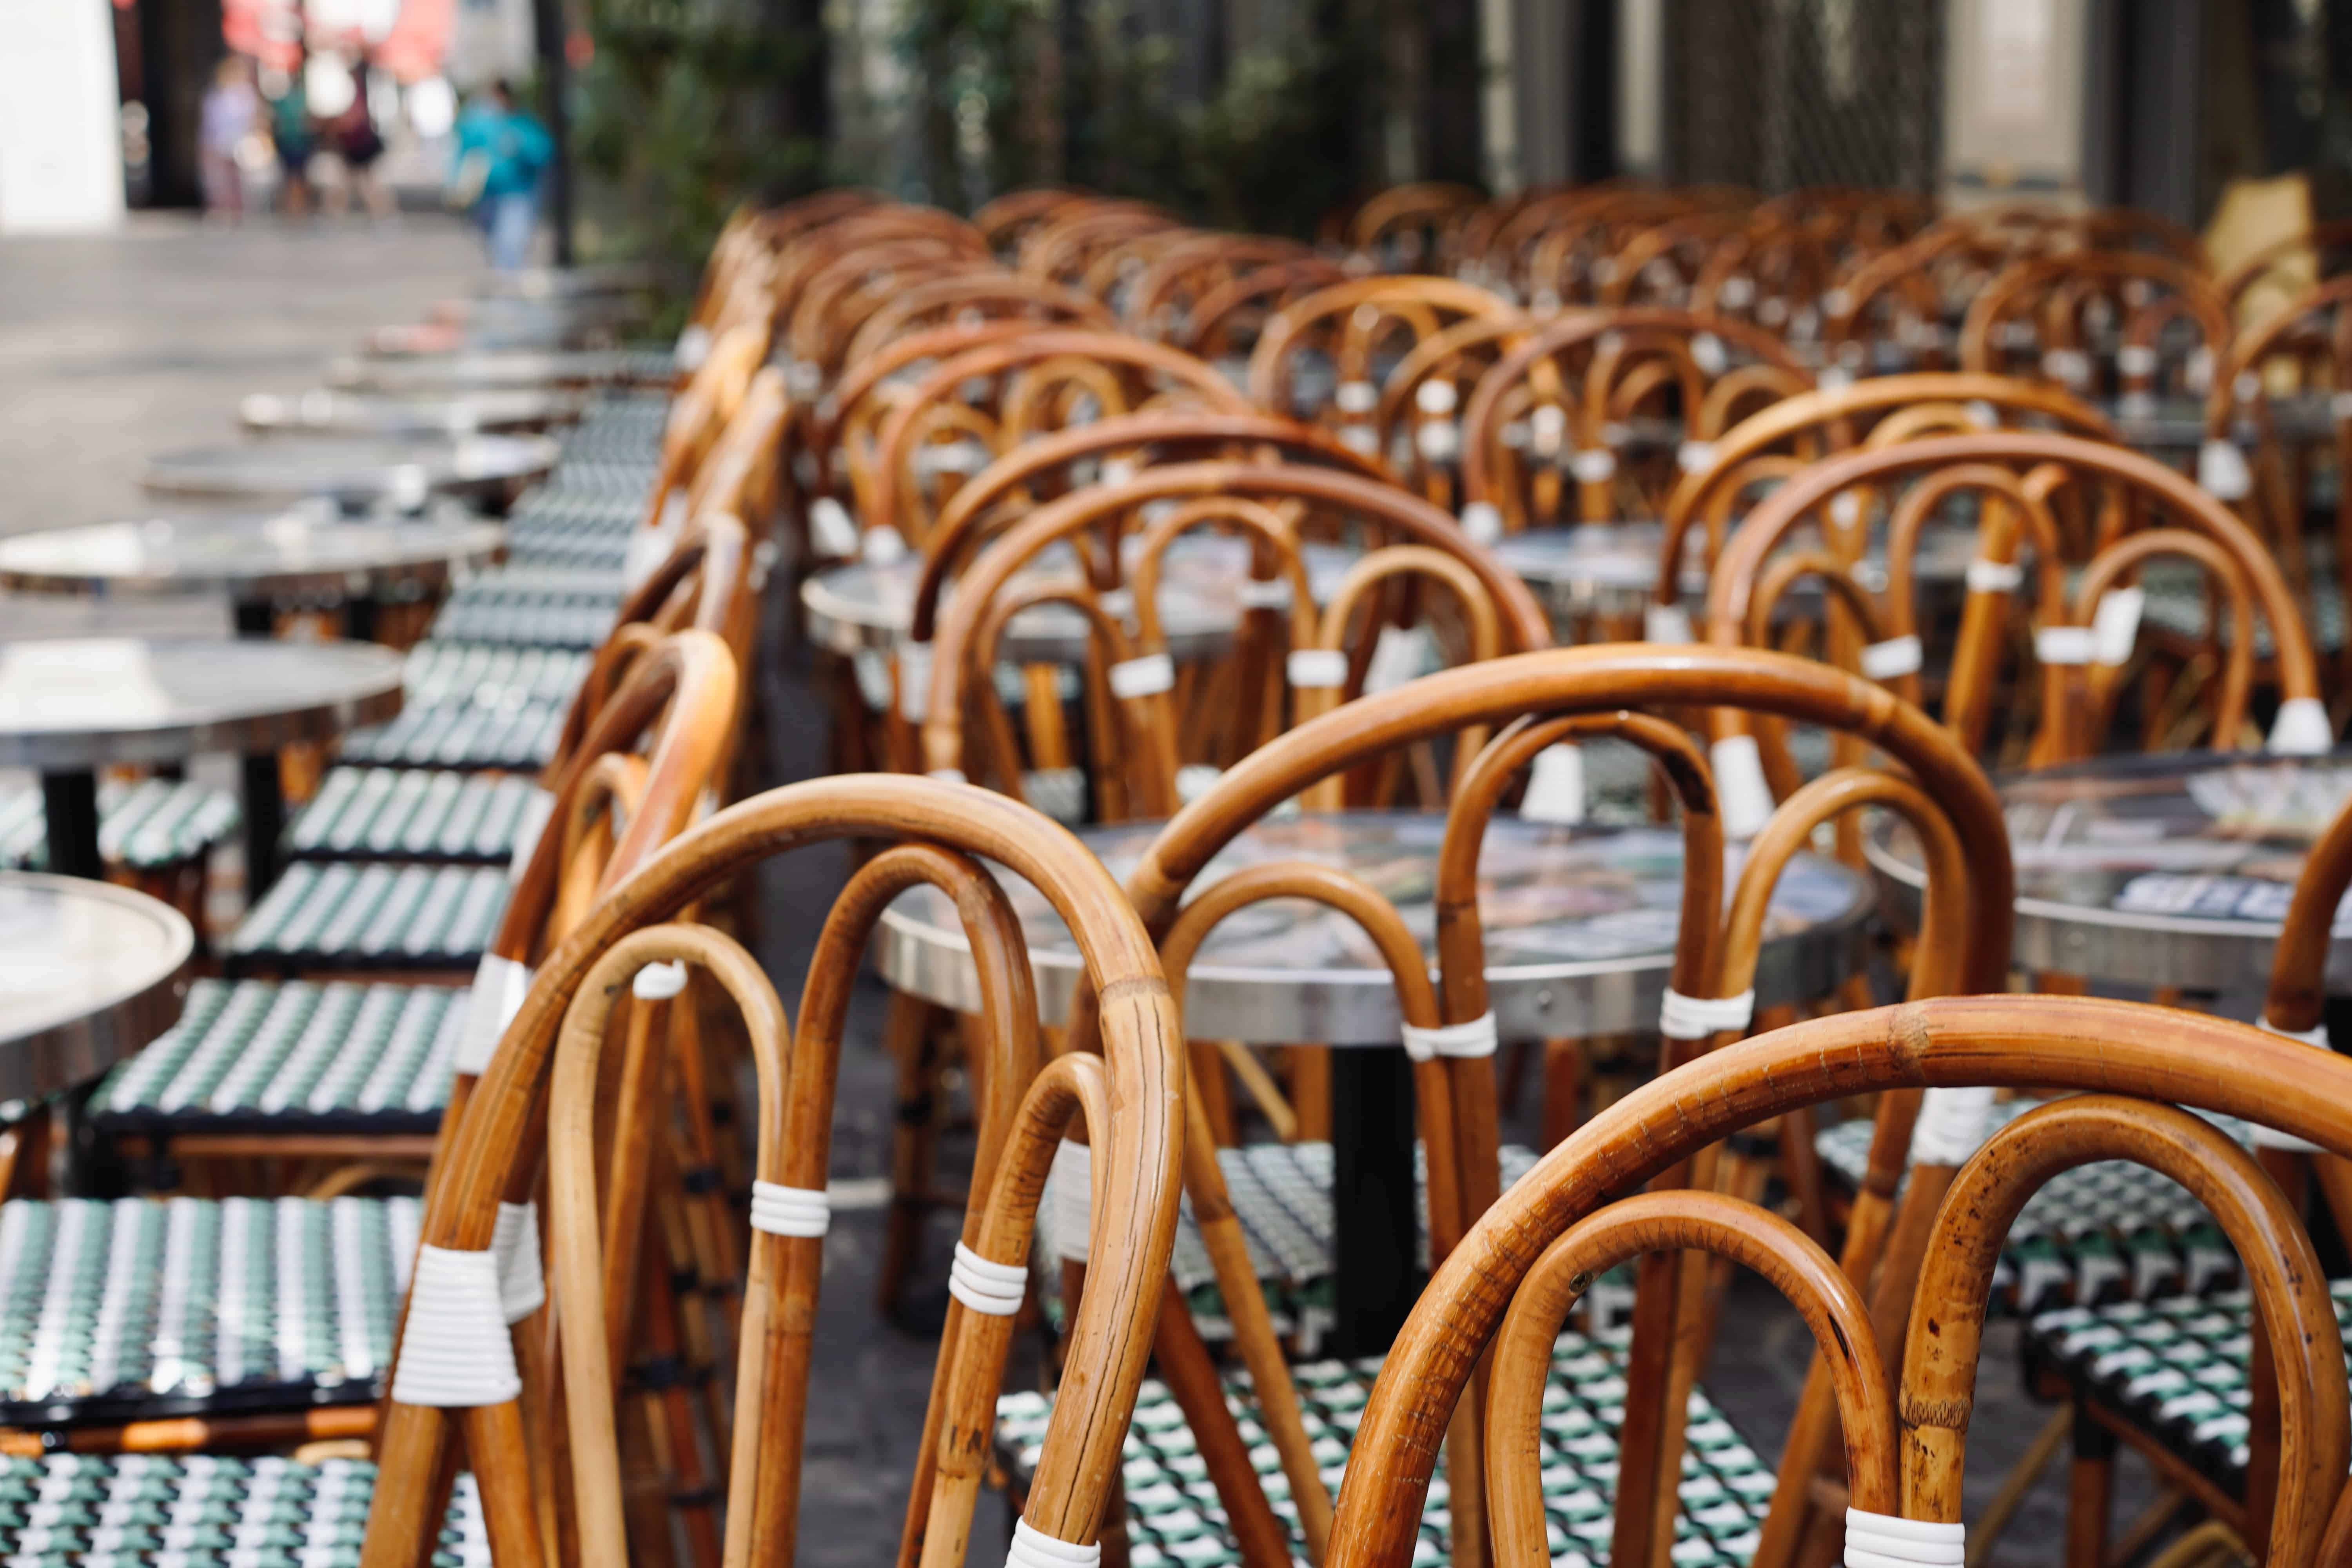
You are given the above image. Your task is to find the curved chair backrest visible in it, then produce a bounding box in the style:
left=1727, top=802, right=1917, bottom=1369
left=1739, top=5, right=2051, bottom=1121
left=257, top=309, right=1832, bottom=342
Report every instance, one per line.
left=838, top=270, right=1118, bottom=373
left=641, top=321, right=771, bottom=533
left=920, top=410, right=1391, bottom=584
left=1181, top=257, right=1355, bottom=361
left=911, top=462, right=1554, bottom=777
left=1956, top=250, right=2230, bottom=402
left=362, top=775, right=1185, bottom=1568
left=1456, top=307, right=1812, bottom=529
left=2217, top=220, right=2352, bottom=310
left=867, top=332, right=1252, bottom=550
left=1655, top=373, right=2115, bottom=597
left=1320, top=993, right=2352, bottom=1568
left=1126, top=233, right=1315, bottom=337
left=1244, top=276, right=1518, bottom=418
left=1701, top=431, right=2327, bottom=773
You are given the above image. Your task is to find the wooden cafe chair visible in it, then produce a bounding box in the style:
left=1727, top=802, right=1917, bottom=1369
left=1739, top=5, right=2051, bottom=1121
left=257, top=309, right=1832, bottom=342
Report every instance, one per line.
left=358, top=773, right=1186, bottom=1568
left=1699, top=430, right=2327, bottom=841
left=1319, top=994, right=2352, bottom=1568
left=1125, top=233, right=1316, bottom=341
left=1956, top=249, right=2231, bottom=409
left=838, top=269, right=1118, bottom=376
left=1454, top=307, right=1813, bottom=538
left=1243, top=277, right=1518, bottom=437
left=1345, top=181, right=1485, bottom=274
left=1180, top=256, right=1354, bottom=364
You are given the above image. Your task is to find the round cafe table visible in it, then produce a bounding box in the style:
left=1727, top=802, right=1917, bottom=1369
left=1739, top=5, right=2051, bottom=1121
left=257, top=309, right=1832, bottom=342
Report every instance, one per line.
left=0, top=508, right=505, bottom=640
left=474, top=263, right=657, bottom=301
left=1495, top=519, right=1980, bottom=622
left=326, top=348, right=645, bottom=394
left=0, top=873, right=191, bottom=1110
left=879, top=808, right=1871, bottom=1349
left=0, top=638, right=404, bottom=889
left=801, top=536, right=1356, bottom=661
left=1867, top=749, right=2352, bottom=992
left=240, top=387, right=580, bottom=437
left=140, top=435, right=556, bottom=510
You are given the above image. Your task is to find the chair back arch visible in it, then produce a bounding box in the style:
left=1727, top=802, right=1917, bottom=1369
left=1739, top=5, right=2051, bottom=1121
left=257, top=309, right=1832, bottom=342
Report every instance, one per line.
left=868, top=332, right=1252, bottom=549
left=1956, top=250, right=2231, bottom=402
left=1181, top=256, right=1354, bottom=361
left=1243, top=276, right=1518, bottom=421
left=361, top=774, right=1187, bottom=1568
left=1316, top=993, right=2352, bottom=1568
left=1126, top=233, right=1316, bottom=338
left=839, top=271, right=1117, bottom=374
left=911, top=462, right=1553, bottom=777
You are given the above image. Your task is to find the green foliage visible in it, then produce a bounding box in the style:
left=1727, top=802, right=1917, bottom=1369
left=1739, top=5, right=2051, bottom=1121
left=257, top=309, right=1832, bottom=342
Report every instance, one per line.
left=573, top=0, right=826, bottom=320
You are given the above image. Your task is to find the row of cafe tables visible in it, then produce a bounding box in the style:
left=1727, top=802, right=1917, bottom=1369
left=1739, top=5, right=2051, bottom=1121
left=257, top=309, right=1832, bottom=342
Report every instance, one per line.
left=0, top=265, right=664, bottom=1163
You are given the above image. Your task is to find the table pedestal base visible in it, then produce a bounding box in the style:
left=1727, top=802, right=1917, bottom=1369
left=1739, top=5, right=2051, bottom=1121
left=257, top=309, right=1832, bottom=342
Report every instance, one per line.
left=40, top=772, right=102, bottom=880
left=1330, top=1047, right=1420, bottom=1358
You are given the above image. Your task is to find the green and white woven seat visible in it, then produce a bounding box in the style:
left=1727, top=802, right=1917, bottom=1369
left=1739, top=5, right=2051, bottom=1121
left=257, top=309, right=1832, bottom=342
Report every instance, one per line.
left=286, top=768, right=552, bottom=866
left=1037, top=1141, right=1540, bottom=1355
left=996, top=1335, right=1773, bottom=1568
left=0, top=1452, right=486, bottom=1566
left=0, top=778, right=238, bottom=872
left=227, top=862, right=510, bottom=973
left=2137, top=563, right=2347, bottom=656
left=2025, top=1282, right=2352, bottom=1489
left=340, top=643, right=588, bottom=771
left=92, top=978, right=461, bottom=1134
left=425, top=572, right=623, bottom=649
left=0, top=1194, right=418, bottom=1425
left=1816, top=1103, right=2248, bottom=1315
left=502, top=491, right=639, bottom=572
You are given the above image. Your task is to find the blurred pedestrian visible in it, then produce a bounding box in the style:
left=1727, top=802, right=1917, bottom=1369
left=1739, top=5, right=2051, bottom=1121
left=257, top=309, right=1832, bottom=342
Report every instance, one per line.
left=270, top=74, right=314, bottom=217
left=198, top=57, right=258, bottom=221
left=328, top=57, right=394, bottom=220
left=449, top=79, right=551, bottom=271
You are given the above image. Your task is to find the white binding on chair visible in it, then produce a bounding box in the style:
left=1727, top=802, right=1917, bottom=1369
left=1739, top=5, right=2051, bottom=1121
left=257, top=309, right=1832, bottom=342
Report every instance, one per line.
left=1964, top=558, right=2023, bottom=594
left=1287, top=649, right=1350, bottom=689
left=2270, top=697, right=2334, bottom=755
left=2092, top=588, right=2144, bottom=666
left=456, top=955, right=534, bottom=1078
left=387, top=1245, right=521, bottom=1406
left=632, top=960, right=688, bottom=1000
left=1908, top=1086, right=1996, bottom=1167
left=1237, top=577, right=1293, bottom=610
left=1860, top=635, right=1922, bottom=680
left=1400, top=1012, right=1497, bottom=1062
left=2033, top=626, right=2097, bottom=666
left=927, top=767, right=968, bottom=784
left=2254, top=1017, right=2330, bottom=1152
left=1845, top=1509, right=1964, bottom=1568
left=1677, top=439, right=1717, bottom=475
left=807, top=496, right=859, bottom=559
left=1658, top=988, right=1755, bottom=1041
left=1109, top=653, right=1176, bottom=700
left=1052, top=1138, right=1093, bottom=1263
left=948, top=1242, right=1028, bottom=1316
left=1459, top=500, right=1503, bottom=545
left=1569, top=448, right=1617, bottom=484
left=1644, top=602, right=1694, bottom=645
left=861, top=525, right=909, bottom=566
left=897, top=642, right=934, bottom=724
left=1710, top=733, right=1776, bottom=840
left=1006, top=1518, right=1103, bottom=1568
left=2198, top=438, right=2252, bottom=501
left=750, top=1180, right=831, bottom=1238
left=1519, top=742, right=1586, bottom=825
left=491, top=1201, right=545, bottom=1323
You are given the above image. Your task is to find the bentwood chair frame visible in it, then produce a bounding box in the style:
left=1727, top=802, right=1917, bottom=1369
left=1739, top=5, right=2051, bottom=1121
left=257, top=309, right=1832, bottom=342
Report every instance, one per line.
left=1241, top=277, right=1519, bottom=425
left=1318, top=995, right=2352, bottom=1568
left=360, top=775, right=1187, bottom=1568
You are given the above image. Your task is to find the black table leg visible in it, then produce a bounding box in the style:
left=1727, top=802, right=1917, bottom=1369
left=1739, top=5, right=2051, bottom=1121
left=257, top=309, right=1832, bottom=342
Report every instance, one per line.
left=233, top=598, right=274, bottom=639
left=40, top=771, right=103, bottom=880
left=1328, top=1046, right=1420, bottom=1358
left=343, top=593, right=381, bottom=643
left=243, top=751, right=285, bottom=895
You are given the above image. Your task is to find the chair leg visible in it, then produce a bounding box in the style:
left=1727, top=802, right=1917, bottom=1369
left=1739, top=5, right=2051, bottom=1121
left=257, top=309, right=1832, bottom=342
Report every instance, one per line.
left=2065, top=1403, right=2116, bottom=1568
left=1539, top=1038, right=1584, bottom=1150
left=877, top=991, right=947, bottom=1317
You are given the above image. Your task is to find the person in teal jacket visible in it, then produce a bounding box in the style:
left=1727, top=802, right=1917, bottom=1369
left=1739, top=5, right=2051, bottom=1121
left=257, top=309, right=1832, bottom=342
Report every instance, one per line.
left=450, top=80, right=552, bottom=270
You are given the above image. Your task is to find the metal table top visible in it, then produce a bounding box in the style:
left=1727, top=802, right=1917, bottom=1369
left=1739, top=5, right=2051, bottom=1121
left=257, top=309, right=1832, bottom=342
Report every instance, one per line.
left=140, top=435, right=557, bottom=504
left=1494, top=519, right=1978, bottom=616
left=0, top=873, right=192, bottom=1105
left=0, top=637, right=405, bottom=770
left=1867, top=749, right=2352, bottom=992
left=474, top=263, right=656, bottom=300
left=0, top=510, right=505, bottom=600
left=325, top=348, right=650, bottom=393
left=2100, top=393, right=2339, bottom=450
left=802, top=537, right=1354, bottom=661
left=877, top=810, right=1872, bottom=1043
left=240, top=387, right=581, bottom=437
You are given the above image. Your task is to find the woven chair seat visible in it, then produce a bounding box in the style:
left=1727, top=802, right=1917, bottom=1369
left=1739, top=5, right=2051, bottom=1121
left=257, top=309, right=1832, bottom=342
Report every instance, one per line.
left=94, top=978, right=461, bottom=1134
left=425, top=575, right=623, bottom=649
left=996, top=1335, right=1772, bottom=1568
left=0, top=779, right=238, bottom=872
left=0, top=1451, right=487, bottom=1566
left=340, top=642, right=588, bottom=772
left=2137, top=565, right=2347, bottom=656
left=2025, top=1281, right=2352, bottom=1490
left=287, top=768, right=550, bottom=866
left=0, top=1195, right=417, bottom=1426
left=1037, top=1141, right=1539, bottom=1355
left=1816, top=1103, right=2247, bottom=1316
left=228, top=861, right=509, bottom=973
